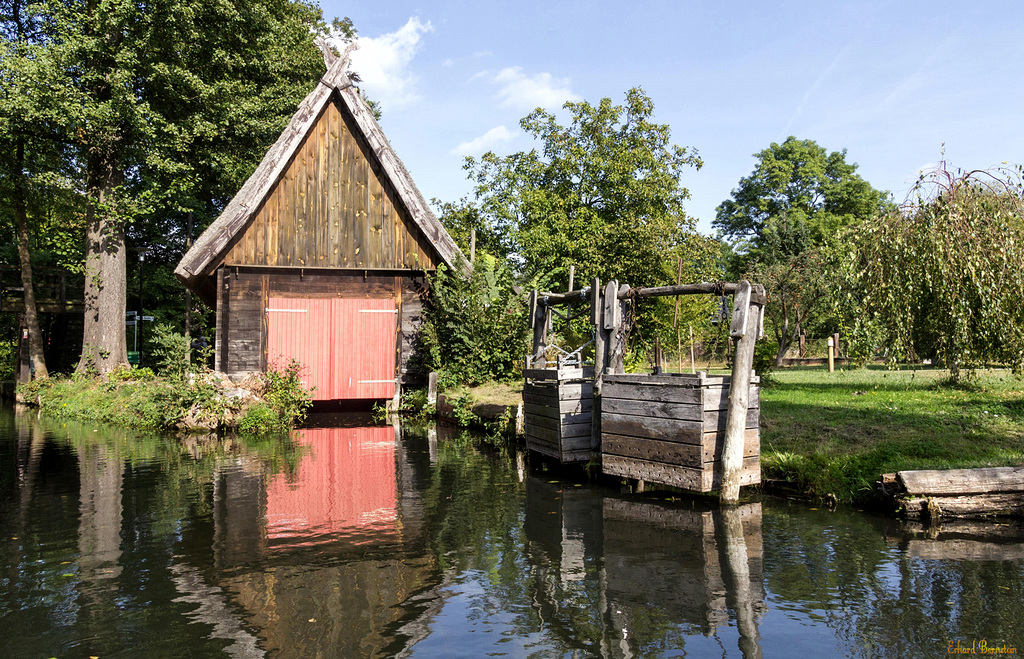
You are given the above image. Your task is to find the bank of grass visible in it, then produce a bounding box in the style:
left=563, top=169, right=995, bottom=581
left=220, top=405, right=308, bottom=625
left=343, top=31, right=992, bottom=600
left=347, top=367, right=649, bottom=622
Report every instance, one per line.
left=761, top=366, right=1024, bottom=504
left=18, top=362, right=312, bottom=434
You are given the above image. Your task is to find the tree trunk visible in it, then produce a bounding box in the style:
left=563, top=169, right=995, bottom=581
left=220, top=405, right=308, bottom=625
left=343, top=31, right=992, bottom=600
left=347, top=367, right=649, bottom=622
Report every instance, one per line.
left=13, top=139, right=48, bottom=379
left=78, top=155, right=127, bottom=375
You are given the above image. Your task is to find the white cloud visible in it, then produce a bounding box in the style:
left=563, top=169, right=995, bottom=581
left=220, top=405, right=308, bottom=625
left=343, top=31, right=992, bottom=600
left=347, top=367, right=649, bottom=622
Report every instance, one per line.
left=451, top=125, right=517, bottom=156
left=343, top=17, right=433, bottom=108
left=491, top=66, right=580, bottom=111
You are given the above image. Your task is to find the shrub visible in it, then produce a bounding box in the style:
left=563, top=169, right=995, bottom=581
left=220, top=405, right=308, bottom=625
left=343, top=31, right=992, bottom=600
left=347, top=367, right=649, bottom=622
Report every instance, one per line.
left=420, top=258, right=529, bottom=387
left=149, top=324, right=191, bottom=379
left=238, top=403, right=280, bottom=434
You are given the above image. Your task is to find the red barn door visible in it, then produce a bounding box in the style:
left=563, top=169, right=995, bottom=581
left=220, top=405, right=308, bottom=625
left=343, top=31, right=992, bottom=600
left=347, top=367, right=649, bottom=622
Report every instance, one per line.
left=266, top=297, right=396, bottom=400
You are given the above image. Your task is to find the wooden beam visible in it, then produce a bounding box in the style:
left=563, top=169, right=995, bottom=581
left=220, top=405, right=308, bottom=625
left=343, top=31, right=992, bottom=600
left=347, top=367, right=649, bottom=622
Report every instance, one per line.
left=721, top=279, right=758, bottom=504
left=898, top=467, right=1024, bottom=496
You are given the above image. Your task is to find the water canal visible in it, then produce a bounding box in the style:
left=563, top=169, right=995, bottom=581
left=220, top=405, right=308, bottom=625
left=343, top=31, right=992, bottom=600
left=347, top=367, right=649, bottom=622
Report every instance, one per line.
left=1, top=409, right=1022, bottom=658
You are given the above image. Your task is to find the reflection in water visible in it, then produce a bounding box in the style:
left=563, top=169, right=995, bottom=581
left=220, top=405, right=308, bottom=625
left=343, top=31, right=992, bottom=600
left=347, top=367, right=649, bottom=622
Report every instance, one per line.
left=0, top=411, right=1022, bottom=658
left=524, top=476, right=766, bottom=657
left=265, top=427, right=398, bottom=545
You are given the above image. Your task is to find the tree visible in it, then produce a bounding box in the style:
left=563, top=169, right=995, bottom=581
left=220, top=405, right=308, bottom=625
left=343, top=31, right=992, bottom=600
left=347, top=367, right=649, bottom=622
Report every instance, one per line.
left=1, top=0, right=337, bottom=374
left=458, top=88, right=718, bottom=348
left=854, top=163, right=1024, bottom=383
left=715, top=137, right=891, bottom=364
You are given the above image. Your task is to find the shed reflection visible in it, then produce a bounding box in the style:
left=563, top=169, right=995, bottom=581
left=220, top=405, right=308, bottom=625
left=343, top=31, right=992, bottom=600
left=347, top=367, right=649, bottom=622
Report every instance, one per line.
left=524, top=472, right=767, bottom=658
left=207, top=423, right=441, bottom=658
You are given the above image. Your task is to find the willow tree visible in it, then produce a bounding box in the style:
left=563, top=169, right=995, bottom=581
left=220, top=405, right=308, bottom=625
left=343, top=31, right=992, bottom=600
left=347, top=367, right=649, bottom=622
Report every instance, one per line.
left=855, top=164, right=1024, bottom=382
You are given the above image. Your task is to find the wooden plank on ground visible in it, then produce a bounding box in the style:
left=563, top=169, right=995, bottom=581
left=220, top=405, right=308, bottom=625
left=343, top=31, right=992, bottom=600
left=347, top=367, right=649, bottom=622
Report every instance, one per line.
left=901, top=493, right=1024, bottom=518
left=898, top=467, right=1024, bottom=496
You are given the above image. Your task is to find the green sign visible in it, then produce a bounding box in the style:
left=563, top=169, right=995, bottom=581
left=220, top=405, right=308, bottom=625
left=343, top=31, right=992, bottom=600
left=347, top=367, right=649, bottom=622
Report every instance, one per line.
left=128, top=351, right=140, bottom=365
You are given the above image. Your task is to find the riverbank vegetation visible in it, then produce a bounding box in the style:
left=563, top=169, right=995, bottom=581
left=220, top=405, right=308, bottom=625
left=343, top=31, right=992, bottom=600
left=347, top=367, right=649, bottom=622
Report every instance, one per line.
left=761, top=367, right=1024, bottom=504
left=17, top=327, right=312, bottom=433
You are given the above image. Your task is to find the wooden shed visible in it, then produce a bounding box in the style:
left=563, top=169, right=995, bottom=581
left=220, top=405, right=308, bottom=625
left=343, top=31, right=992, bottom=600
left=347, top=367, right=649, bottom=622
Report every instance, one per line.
left=175, top=50, right=464, bottom=402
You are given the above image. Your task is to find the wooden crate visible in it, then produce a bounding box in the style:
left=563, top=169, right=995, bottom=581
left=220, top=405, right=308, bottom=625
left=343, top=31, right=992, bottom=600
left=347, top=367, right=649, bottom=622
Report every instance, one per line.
left=600, top=372, right=760, bottom=492
left=523, top=367, right=595, bottom=463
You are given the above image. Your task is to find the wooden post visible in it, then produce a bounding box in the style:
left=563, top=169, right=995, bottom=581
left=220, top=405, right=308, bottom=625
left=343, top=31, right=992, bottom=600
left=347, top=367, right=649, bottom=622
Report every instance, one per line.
left=653, top=337, right=663, bottom=374
left=427, top=371, right=438, bottom=406
left=689, top=324, right=696, bottom=374
left=721, top=280, right=757, bottom=504
left=592, top=278, right=605, bottom=385
left=673, top=258, right=683, bottom=374
left=834, top=332, right=840, bottom=360
left=533, top=303, right=550, bottom=367
left=592, top=277, right=604, bottom=455
left=606, top=282, right=628, bottom=374
left=185, top=211, right=193, bottom=339
left=827, top=337, right=835, bottom=373
left=798, top=331, right=806, bottom=359
left=530, top=290, right=549, bottom=367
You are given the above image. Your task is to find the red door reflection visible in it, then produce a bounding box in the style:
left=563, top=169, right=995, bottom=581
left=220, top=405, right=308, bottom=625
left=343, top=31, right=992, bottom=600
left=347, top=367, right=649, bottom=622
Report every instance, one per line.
left=265, top=427, right=397, bottom=546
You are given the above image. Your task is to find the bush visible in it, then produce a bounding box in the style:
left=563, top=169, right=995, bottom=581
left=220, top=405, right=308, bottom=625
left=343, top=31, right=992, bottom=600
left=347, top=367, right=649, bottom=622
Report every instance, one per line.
left=149, top=324, right=191, bottom=379
left=420, top=258, right=529, bottom=387
left=237, top=403, right=280, bottom=434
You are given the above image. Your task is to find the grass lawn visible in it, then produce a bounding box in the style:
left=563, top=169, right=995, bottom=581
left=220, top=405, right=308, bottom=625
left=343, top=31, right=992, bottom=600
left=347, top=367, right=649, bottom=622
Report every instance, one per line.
left=761, top=366, right=1024, bottom=504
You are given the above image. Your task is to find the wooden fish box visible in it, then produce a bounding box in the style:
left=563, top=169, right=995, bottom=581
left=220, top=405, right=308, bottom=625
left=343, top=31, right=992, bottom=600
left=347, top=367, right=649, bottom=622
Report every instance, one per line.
left=600, top=372, right=760, bottom=492
left=523, top=367, right=595, bottom=463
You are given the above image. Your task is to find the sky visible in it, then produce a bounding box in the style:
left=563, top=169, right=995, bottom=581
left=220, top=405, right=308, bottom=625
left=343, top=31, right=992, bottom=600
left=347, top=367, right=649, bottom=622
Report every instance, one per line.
left=321, top=0, right=1024, bottom=236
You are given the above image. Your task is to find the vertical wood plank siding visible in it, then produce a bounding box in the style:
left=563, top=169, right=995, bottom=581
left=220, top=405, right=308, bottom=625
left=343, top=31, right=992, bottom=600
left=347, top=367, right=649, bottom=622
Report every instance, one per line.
left=224, top=99, right=441, bottom=272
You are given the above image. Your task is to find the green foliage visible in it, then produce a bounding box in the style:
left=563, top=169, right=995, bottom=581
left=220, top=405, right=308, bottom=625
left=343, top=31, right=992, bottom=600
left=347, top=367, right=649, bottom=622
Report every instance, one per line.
left=752, top=339, right=777, bottom=382
left=421, top=259, right=528, bottom=387
left=259, top=358, right=313, bottom=428
left=715, top=137, right=893, bottom=363
left=455, top=88, right=718, bottom=346
left=149, top=323, right=190, bottom=379
left=853, top=163, right=1024, bottom=383
left=0, top=339, right=16, bottom=381
left=443, top=392, right=478, bottom=428
left=1, top=0, right=347, bottom=371
left=19, top=357, right=312, bottom=433
left=237, top=403, right=280, bottom=435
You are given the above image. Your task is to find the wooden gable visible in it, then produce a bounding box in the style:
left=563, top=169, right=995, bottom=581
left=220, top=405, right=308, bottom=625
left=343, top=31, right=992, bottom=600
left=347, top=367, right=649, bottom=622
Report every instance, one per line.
left=223, top=98, right=441, bottom=271
left=175, top=51, right=465, bottom=297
